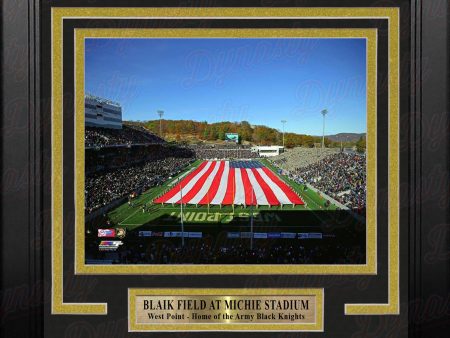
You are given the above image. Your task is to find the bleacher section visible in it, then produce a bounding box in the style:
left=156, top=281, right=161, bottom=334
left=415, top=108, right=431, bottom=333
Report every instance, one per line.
left=85, top=125, right=165, bottom=148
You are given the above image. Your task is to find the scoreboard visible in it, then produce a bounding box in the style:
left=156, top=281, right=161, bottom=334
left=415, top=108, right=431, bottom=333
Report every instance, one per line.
left=225, top=133, right=239, bottom=143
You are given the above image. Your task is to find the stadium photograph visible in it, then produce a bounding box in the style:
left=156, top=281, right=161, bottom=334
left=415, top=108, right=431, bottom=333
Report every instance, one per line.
left=84, top=38, right=367, bottom=265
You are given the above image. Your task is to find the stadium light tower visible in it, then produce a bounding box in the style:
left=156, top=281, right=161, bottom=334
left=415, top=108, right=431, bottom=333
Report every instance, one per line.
left=157, top=110, right=164, bottom=137
left=321, top=109, right=328, bottom=149
left=281, top=120, right=287, bottom=148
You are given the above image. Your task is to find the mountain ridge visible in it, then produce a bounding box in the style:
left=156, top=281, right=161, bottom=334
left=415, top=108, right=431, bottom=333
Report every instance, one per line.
left=324, top=133, right=366, bottom=143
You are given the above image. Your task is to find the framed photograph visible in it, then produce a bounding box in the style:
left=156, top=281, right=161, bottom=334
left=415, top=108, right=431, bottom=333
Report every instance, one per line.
left=80, top=31, right=374, bottom=275
left=1, top=0, right=449, bottom=337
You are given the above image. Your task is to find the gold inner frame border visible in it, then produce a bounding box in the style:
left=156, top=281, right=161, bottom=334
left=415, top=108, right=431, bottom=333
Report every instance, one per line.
left=74, top=28, right=377, bottom=276
left=51, top=7, right=399, bottom=317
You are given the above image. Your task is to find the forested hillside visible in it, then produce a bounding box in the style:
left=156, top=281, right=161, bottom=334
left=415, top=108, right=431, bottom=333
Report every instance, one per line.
left=128, top=119, right=356, bottom=148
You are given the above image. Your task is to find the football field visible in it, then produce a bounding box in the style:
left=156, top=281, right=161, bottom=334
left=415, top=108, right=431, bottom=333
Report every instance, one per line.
left=107, top=159, right=338, bottom=231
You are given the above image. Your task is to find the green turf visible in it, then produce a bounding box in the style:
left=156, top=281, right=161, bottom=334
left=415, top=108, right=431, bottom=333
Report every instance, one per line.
left=107, top=159, right=337, bottom=231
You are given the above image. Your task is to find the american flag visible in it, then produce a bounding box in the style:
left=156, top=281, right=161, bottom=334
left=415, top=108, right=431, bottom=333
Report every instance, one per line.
left=154, top=161, right=304, bottom=206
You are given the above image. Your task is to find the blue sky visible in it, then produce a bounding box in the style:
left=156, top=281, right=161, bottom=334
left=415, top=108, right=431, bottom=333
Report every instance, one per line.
left=85, top=38, right=367, bottom=135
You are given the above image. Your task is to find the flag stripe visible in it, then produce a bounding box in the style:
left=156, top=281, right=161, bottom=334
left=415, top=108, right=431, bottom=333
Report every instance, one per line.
left=233, top=168, right=246, bottom=205
left=246, top=168, right=270, bottom=205
left=189, top=161, right=222, bottom=204
left=240, top=169, right=255, bottom=206
left=154, top=161, right=208, bottom=203
left=197, top=161, right=225, bottom=205
left=166, top=161, right=213, bottom=204
left=255, top=168, right=292, bottom=205
left=221, top=167, right=235, bottom=205
left=210, top=161, right=230, bottom=205
left=251, top=168, right=280, bottom=205
left=261, top=167, right=304, bottom=205
left=198, top=161, right=227, bottom=204
left=178, top=161, right=217, bottom=204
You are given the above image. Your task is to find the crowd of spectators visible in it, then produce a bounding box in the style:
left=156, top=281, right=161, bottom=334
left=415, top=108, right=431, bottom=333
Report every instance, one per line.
left=86, top=154, right=195, bottom=213
left=271, top=147, right=340, bottom=171
left=86, top=144, right=193, bottom=175
left=87, top=237, right=364, bottom=265
left=275, top=152, right=366, bottom=210
left=187, top=143, right=259, bottom=159
left=85, top=125, right=164, bottom=147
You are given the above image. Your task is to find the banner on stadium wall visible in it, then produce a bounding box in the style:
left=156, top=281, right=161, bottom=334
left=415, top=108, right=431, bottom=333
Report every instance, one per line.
left=298, top=233, right=323, bottom=239
left=98, top=229, right=116, bottom=237
left=164, top=231, right=181, bottom=238
left=240, top=232, right=252, bottom=238
left=227, top=232, right=240, bottom=238
left=138, top=231, right=152, bottom=237
left=164, top=231, right=202, bottom=238
left=188, top=232, right=202, bottom=238
left=254, top=233, right=268, bottom=239
left=98, top=240, right=123, bottom=251
left=281, top=232, right=297, bottom=239
left=267, top=232, right=281, bottom=238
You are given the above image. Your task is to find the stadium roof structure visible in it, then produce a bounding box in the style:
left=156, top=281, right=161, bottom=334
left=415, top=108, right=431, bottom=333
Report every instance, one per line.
left=85, top=93, right=121, bottom=107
